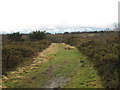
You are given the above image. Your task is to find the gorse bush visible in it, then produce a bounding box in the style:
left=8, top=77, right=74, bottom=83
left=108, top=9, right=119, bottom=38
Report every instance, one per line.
left=29, top=31, right=46, bottom=40
left=8, top=32, right=24, bottom=42
left=65, top=31, right=120, bottom=88
left=2, top=40, right=51, bottom=74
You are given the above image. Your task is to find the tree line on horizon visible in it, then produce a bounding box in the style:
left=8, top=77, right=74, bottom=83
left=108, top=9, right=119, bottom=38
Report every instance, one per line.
left=5, top=29, right=120, bottom=42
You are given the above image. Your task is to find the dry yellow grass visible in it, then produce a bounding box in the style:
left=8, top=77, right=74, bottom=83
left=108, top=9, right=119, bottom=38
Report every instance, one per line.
left=3, top=43, right=58, bottom=81
left=61, top=43, right=75, bottom=50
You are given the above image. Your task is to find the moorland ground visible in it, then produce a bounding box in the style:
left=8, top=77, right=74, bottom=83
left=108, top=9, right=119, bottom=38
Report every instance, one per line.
left=2, top=31, right=120, bottom=88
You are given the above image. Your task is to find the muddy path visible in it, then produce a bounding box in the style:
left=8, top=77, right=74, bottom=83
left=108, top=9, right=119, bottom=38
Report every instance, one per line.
left=3, top=43, right=103, bottom=88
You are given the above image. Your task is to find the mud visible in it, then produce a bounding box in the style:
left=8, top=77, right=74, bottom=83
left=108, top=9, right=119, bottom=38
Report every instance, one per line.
left=43, top=77, right=71, bottom=88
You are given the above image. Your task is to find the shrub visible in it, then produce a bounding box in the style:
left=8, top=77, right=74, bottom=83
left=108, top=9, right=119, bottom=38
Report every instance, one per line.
left=29, top=31, right=46, bottom=40
left=64, top=31, right=120, bottom=88
left=2, top=40, right=51, bottom=74
left=8, top=32, right=24, bottom=42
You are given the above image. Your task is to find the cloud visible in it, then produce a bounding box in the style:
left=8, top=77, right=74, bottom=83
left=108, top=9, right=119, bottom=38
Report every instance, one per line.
left=47, top=26, right=56, bottom=30
left=41, top=26, right=60, bottom=33
left=85, top=28, right=93, bottom=31
left=53, top=29, right=59, bottom=32
left=0, top=0, right=118, bottom=33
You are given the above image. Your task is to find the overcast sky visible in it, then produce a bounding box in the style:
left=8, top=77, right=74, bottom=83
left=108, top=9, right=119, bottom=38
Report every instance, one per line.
left=0, top=0, right=119, bottom=33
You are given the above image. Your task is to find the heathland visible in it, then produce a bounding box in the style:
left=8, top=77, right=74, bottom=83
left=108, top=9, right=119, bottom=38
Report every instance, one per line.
left=2, top=30, right=120, bottom=88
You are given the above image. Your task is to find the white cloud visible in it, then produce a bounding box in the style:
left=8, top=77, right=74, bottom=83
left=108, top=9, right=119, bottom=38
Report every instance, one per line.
left=64, top=29, right=73, bottom=32
left=53, top=29, right=59, bottom=32
left=0, top=0, right=119, bottom=33
left=47, top=26, right=56, bottom=30
left=85, top=28, right=93, bottom=31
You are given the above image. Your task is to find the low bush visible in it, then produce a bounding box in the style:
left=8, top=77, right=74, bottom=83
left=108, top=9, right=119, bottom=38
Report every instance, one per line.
left=2, top=40, right=51, bottom=74
left=64, top=31, right=120, bottom=88
left=8, top=32, right=24, bottom=42
left=29, top=31, right=46, bottom=40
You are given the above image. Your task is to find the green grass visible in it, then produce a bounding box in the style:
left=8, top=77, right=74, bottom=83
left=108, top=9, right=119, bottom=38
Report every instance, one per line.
left=3, top=43, right=103, bottom=88
left=63, top=57, right=103, bottom=88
